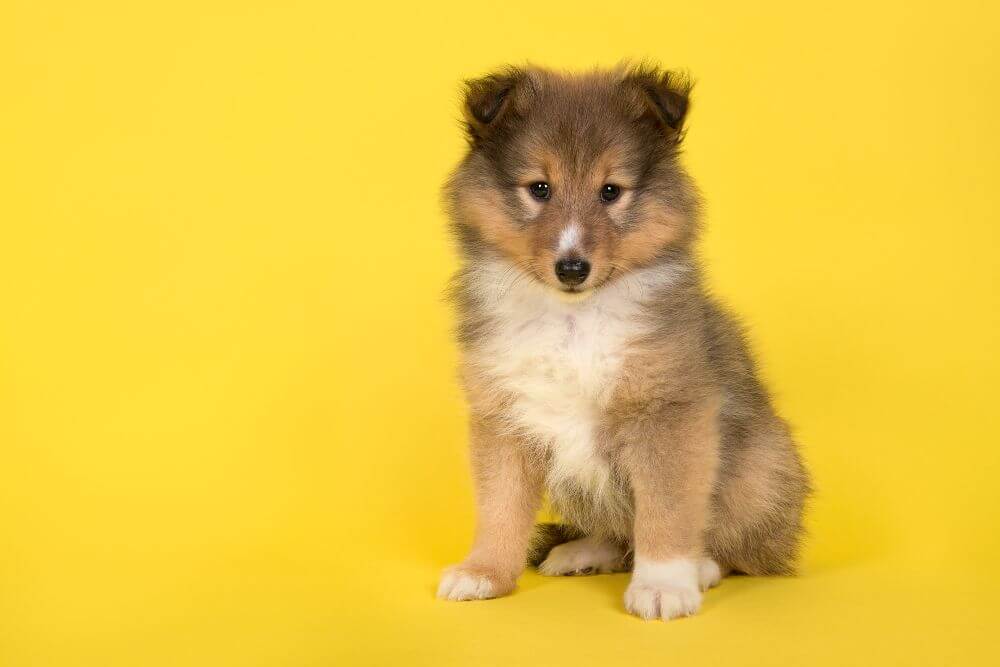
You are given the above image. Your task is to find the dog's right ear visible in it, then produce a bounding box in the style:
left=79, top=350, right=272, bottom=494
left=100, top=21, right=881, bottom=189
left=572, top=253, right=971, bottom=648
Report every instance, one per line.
left=462, top=67, right=526, bottom=144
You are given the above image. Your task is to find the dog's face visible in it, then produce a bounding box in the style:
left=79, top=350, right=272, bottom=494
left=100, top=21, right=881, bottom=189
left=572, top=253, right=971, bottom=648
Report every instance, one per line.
left=447, top=65, right=700, bottom=296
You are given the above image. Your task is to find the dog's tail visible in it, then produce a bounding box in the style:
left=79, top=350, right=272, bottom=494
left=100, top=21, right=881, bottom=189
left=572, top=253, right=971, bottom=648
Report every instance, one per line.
left=526, top=522, right=585, bottom=567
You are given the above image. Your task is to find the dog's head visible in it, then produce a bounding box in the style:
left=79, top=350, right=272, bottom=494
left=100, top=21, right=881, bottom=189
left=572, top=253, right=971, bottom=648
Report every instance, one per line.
left=446, top=64, right=701, bottom=297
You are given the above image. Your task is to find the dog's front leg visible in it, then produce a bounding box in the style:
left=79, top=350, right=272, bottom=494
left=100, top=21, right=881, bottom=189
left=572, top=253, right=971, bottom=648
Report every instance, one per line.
left=618, top=398, right=720, bottom=620
left=437, top=417, right=543, bottom=601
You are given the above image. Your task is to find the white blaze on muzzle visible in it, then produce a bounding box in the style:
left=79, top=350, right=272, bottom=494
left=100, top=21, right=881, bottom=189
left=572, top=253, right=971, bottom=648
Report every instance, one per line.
left=557, top=223, right=582, bottom=256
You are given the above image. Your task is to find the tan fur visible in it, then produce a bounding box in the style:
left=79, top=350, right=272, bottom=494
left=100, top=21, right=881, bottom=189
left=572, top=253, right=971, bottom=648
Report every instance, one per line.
left=439, top=64, right=811, bottom=618
left=616, top=201, right=687, bottom=268
left=443, top=415, right=544, bottom=596
left=616, top=394, right=721, bottom=562
left=456, top=185, right=534, bottom=266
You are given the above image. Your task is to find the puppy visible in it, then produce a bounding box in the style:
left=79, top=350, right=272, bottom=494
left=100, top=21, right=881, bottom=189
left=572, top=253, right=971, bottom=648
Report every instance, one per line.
left=436, top=64, right=810, bottom=621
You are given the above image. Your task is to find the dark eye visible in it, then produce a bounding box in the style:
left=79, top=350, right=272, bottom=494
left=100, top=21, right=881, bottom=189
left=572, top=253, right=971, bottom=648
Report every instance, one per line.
left=528, top=182, right=550, bottom=201
left=600, top=184, right=621, bottom=203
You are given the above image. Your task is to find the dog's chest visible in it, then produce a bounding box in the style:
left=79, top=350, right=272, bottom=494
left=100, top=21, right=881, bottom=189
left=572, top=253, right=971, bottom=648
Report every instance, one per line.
left=475, top=298, right=642, bottom=490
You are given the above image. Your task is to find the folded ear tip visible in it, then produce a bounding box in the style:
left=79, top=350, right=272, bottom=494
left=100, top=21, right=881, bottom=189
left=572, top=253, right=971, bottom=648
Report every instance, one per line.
left=624, top=63, right=694, bottom=135
left=461, top=66, right=526, bottom=140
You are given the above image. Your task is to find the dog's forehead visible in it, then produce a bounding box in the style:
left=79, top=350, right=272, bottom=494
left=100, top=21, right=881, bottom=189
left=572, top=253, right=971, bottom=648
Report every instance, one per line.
left=517, top=124, right=641, bottom=182
left=535, top=77, right=624, bottom=133
left=511, top=86, right=640, bottom=175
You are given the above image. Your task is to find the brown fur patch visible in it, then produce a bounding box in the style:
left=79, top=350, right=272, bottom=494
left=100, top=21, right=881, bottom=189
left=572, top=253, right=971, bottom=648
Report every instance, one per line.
left=452, top=415, right=545, bottom=591
left=615, top=201, right=688, bottom=269
left=455, top=184, right=534, bottom=268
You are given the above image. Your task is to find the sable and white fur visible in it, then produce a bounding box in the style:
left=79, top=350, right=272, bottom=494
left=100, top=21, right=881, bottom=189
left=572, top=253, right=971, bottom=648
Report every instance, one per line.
left=437, top=64, right=810, bottom=621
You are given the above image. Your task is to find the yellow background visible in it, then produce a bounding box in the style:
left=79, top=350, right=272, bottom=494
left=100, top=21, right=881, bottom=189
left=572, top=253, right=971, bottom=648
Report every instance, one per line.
left=3, top=1, right=998, bottom=664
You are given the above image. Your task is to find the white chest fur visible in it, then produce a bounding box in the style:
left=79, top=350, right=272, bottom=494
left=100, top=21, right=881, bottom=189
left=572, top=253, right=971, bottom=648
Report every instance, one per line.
left=467, top=261, right=675, bottom=492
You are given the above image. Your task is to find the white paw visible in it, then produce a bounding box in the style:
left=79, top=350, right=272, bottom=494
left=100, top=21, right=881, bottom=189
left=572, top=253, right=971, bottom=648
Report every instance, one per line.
left=624, top=557, right=702, bottom=621
left=436, top=566, right=497, bottom=601
left=538, top=537, right=626, bottom=576
left=625, top=582, right=702, bottom=620
left=698, top=558, right=723, bottom=591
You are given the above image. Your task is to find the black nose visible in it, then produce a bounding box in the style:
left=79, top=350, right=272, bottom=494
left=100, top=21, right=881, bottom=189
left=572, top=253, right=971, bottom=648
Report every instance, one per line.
left=554, top=258, right=591, bottom=287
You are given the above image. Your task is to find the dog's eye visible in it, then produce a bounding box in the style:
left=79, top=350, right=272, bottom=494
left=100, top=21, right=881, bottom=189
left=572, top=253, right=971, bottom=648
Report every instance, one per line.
left=600, top=184, right=621, bottom=203
left=528, top=182, right=551, bottom=201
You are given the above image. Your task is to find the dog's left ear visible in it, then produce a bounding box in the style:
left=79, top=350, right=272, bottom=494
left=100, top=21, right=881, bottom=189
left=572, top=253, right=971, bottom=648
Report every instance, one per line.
left=623, top=66, right=693, bottom=142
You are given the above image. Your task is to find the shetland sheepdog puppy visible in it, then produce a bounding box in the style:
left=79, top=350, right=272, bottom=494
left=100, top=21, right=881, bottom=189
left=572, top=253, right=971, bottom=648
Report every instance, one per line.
left=437, top=64, right=810, bottom=621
